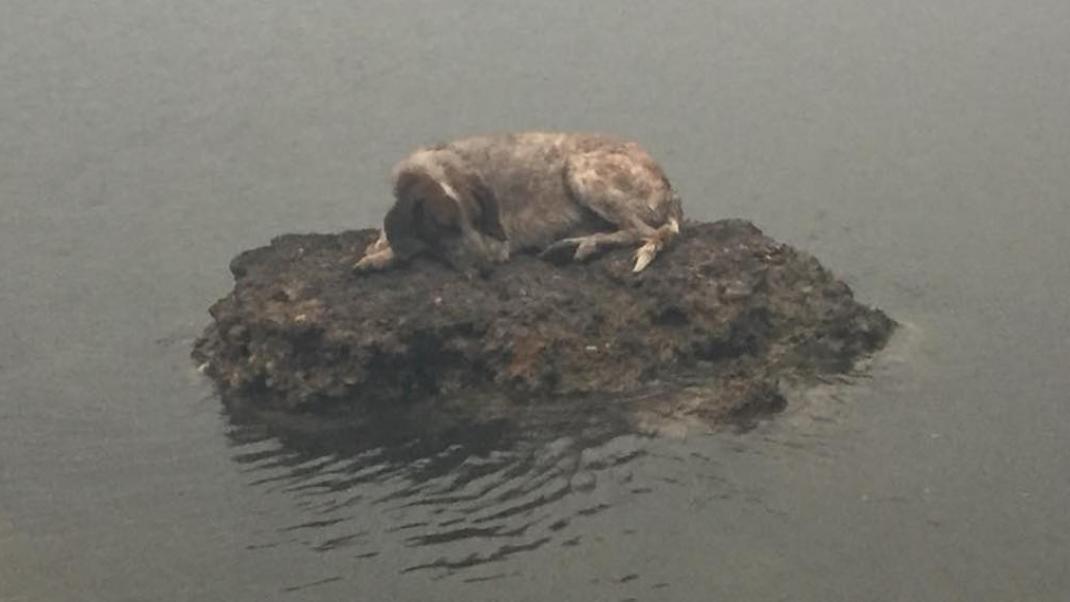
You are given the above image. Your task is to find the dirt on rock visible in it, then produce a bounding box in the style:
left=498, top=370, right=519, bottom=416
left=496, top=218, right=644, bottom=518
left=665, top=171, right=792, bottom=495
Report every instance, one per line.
left=192, top=219, right=895, bottom=431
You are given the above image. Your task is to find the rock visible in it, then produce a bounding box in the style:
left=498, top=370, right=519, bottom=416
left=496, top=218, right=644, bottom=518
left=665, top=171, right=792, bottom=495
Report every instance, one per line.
left=192, top=220, right=895, bottom=429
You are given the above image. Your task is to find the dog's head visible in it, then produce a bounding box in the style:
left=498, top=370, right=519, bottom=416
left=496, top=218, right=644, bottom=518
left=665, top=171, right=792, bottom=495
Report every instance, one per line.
left=386, top=157, right=507, bottom=272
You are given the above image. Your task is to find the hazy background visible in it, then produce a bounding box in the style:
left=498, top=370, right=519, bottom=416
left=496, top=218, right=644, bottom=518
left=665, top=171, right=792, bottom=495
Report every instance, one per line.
left=2, top=1, right=1068, bottom=600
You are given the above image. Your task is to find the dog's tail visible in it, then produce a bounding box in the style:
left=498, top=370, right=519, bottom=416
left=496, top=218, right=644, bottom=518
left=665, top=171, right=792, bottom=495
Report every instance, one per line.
left=633, top=191, right=683, bottom=272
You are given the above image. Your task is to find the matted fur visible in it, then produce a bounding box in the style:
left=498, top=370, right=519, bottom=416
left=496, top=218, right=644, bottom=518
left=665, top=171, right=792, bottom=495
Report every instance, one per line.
left=354, top=132, right=683, bottom=274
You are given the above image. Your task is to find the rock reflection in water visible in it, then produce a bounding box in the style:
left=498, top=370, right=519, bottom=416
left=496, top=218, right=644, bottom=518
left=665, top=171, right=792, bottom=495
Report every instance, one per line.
left=223, top=395, right=653, bottom=579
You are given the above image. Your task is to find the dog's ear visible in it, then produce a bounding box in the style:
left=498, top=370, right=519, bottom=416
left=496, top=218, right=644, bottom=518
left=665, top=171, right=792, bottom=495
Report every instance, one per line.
left=394, top=169, right=459, bottom=230
left=471, top=177, right=507, bottom=242
left=443, top=164, right=507, bottom=242
left=386, top=169, right=451, bottom=260
left=383, top=191, right=427, bottom=259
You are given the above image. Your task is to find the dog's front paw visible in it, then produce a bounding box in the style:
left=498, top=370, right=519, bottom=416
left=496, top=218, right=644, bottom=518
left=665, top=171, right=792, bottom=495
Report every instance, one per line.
left=352, top=253, right=386, bottom=274
left=352, top=257, right=373, bottom=274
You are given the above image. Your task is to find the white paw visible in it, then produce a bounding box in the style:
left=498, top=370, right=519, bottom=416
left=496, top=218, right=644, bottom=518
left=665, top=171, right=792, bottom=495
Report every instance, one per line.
left=633, top=243, right=658, bottom=272
left=352, top=256, right=377, bottom=273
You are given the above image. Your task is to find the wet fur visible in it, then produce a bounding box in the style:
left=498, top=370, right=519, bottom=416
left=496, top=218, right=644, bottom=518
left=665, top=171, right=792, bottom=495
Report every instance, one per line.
left=354, top=132, right=683, bottom=275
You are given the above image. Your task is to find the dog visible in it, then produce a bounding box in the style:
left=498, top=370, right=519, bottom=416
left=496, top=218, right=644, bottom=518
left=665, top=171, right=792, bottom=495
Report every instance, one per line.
left=353, top=132, right=683, bottom=275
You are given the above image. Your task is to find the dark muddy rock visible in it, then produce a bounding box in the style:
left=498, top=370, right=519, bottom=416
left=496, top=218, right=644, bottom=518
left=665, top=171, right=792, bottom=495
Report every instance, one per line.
left=192, top=220, right=895, bottom=429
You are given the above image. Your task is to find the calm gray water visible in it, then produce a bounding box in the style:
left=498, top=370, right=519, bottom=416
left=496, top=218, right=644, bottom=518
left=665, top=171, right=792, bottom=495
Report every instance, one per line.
left=3, top=1, right=1069, bottom=600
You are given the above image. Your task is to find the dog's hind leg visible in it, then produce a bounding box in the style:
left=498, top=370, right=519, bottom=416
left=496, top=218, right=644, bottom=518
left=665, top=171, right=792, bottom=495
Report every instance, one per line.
left=632, top=217, right=681, bottom=272
left=563, top=148, right=679, bottom=271
left=539, top=229, right=639, bottom=262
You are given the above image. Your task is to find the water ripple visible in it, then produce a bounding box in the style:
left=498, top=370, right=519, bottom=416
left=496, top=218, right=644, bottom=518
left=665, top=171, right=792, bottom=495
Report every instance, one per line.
left=224, top=397, right=658, bottom=579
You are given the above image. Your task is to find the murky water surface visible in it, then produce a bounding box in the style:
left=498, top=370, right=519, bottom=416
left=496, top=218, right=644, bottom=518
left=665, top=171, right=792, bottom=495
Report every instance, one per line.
left=2, top=1, right=1069, bottom=600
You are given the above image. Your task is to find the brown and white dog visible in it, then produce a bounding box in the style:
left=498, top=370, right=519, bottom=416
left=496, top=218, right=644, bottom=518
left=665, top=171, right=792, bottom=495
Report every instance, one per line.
left=353, top=132, right=683, bottom=275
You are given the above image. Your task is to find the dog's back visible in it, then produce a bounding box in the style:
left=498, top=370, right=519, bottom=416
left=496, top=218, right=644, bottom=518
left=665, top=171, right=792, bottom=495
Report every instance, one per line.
left=433, top=132, right=678, bottom=250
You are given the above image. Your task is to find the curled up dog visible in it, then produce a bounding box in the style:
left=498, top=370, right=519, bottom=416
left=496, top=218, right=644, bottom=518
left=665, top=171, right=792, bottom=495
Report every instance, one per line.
left=353, top=132, right=683, bottom=276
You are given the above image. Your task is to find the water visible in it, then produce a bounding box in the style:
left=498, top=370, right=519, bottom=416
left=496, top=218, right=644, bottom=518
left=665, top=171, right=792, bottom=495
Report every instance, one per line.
left=2, top=1, right=1068, bottom=600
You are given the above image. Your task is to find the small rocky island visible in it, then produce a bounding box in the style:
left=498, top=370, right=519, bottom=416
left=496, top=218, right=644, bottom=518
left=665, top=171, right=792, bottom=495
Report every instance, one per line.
left=193, top=220, right=894, bottom=430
